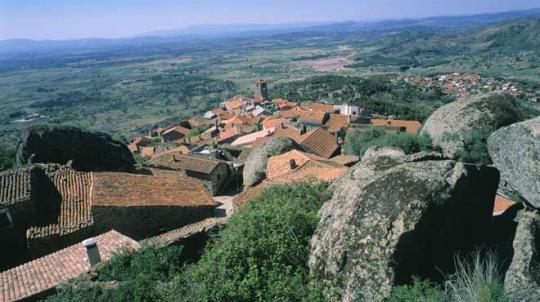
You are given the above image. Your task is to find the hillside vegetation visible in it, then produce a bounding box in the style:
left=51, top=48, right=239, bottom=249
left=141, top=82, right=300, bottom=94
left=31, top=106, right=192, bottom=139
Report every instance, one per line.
left=271, top=75, right=454, bottom=121
left=1, top=17, right=540, bottom=147
left=47, top=183, right=330, bottom=302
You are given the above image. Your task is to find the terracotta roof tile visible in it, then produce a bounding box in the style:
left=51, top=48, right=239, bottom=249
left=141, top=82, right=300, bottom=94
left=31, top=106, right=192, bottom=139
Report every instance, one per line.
left=0, top=230, right=140, bottom=302
left=493, top=195, right=516, bottom=216
left=27, top=168, right=93, bottom=239
left=298, top=128, right=339, bottom=159
left=151, top=146, right=190, bottom=159
left=233, top=183, right=268, bottom=208
left=282, top=108, right=327, bottom=125
left=329, top=154, right=360, bottom=166
left=300, top=102, right=335, bottom=113
left=267, top=150, right=322, bottom=179
left=139, top=146, right=155, bottom=157
left=91, top=172, right=215, bottom=207
left=325, top=114, right=349, bottom=133
left=143, top=217, right=226, bottom=246
left=270, top=161, right=348, bottom=184
left=146, top=153, right=226, bottom=174
left=218, top=127, right=243, bottom=143
left=224, top=95, right=253, bottom=112
left=163, top=125, right=190, bottom=136
left=371, top=119, right=422, bottom=134
left=262, top=116, right=286, bottom=130
left=273, top=98, right=298, bottom=110
left=231, top=128, right=275, bottom=148
left=0, top=167, right=34, bottom=207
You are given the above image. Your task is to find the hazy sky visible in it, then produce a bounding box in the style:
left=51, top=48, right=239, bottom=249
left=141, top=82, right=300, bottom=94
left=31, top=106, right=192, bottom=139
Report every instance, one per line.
left=0, top=0, right=539, bottom=40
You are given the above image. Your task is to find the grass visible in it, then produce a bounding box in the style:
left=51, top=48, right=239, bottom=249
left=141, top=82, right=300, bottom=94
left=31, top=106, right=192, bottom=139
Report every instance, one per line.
left=389, top=251, right=506, bottom=302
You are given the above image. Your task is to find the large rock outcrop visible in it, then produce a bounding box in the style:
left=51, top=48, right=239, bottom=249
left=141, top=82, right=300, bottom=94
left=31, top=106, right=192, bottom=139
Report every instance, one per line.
left=309, top=159, right=499, bottom=301
left=361, top=146, right=405, bottom=161
left=242, top=137, right=302, bottom=188
left=504, top=211, right=540, bottom=301
left=420, top=93, right=520, bottom=158
left=488, top=117, right=540, bottom=208
left=16, top=124, right=134, bottom=172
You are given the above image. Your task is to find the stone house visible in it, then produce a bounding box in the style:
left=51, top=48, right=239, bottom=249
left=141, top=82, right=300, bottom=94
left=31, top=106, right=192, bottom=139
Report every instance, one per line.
left=90, top=172, right=216, bottom=240
left=146, top=153, right=231, bottom=196
left=162, top=125, right=190, bottom=143
left=0, top=164, right=216, bottom=268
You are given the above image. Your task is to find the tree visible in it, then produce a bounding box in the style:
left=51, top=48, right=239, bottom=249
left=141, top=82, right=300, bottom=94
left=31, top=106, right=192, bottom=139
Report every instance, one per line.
left=165, top=183, right=330, bottom=302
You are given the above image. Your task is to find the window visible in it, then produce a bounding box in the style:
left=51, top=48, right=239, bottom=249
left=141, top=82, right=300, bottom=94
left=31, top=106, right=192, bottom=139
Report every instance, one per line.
left=0, top=208, right=13, bottom=228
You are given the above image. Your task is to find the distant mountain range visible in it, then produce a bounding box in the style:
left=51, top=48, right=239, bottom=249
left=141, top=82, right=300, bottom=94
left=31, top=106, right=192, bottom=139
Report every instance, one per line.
left=1, top=7, right=539, bottom=55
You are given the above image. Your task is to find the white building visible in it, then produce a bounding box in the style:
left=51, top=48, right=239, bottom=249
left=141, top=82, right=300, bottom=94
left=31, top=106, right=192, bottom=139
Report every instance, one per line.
left=334, top=104, right=359, bottom=116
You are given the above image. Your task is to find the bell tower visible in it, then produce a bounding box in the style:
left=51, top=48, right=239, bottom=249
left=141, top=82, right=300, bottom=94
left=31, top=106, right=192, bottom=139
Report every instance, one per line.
left=256, top=79, right=269, bottom=100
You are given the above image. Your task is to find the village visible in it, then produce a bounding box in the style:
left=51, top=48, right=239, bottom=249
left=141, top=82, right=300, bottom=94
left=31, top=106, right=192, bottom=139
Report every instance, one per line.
left=0, top=79, right=522, bottom=301
left=397, top=72, right=540, bottom=101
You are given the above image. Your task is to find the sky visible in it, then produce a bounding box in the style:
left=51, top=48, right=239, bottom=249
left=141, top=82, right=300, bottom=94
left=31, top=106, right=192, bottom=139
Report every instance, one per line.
left=0, top=0, right=539, bottom=40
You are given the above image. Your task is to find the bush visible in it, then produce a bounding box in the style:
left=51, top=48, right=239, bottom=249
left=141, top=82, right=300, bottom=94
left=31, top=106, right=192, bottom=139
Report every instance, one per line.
left=389, top=251, right=505, bottom=302
left=389, top=277, right=447, bottom=302
left=445, top=252, right=505, bottom=302
left=48, top=245, right=184, bottom=302
left=344, top=127, right=435, bottom=157
left=165, top=182, right=330, bottom=302
left=454, top=128, right=493, bottom=165
left=47, top=183, right=330, bottom=302
left=0, top=145, right=15, bottom=171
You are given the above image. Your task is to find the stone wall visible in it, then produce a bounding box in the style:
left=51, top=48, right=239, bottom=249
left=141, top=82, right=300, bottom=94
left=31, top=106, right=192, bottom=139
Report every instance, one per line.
left=92, top=205, right=215, bottom=240
left=26, top=224, right=95, bottom=258
left=187, top=163, right=230, bottom=196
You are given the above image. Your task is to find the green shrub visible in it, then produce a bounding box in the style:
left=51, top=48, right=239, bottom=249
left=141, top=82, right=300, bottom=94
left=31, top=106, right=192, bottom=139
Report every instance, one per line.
left=443, top=125, right=494, bottom=165
left=454, top=127, right=493, bottom=165
left=165, top=182, right=330, bottom=302
left=445, top=252, right=505, bottom=302
left=98, top=245, right=183, bottom=282
left=389, top=251, right=505, bottom=302
left=0, top=145, right=15, bottom=171
left=389, top=277, right=447, bottom=302
left=47, top=245, right=184, bottom=302
left=344, top=127, right=435, bottom=157
left=187, top=126, right=207, bottom=138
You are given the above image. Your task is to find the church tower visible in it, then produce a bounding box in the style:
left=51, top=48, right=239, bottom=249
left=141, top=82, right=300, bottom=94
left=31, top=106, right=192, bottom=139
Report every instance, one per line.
left=256, top=79, right=269, bottom=101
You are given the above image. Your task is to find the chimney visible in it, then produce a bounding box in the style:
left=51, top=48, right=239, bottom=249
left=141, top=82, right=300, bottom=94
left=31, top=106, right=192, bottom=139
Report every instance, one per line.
left=289, top=159, right=297, bottom=169
left=83, top=237, right=101, bottom=267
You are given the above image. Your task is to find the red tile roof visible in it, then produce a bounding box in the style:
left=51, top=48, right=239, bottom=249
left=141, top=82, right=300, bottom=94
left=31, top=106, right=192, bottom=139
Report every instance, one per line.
left=163, top=125, right=190, bottom=136
left=330, top=154, right=360, bottom=166
left=325, top=114, right=349, bottom=133
left=300, top=102, right=335, bottom=113
left=91, top=172, right=215, bottom=207
left=493, top=195, right=516, bottom=216
left=224, top=95, right=253, bottom=112
left=0, top=230, right=140, bottom=302
left=262, top=116, right=286, bottom=130
left=273, top=98, right=298, bottom=110
left=271, top=160, right=347, bottom=184
left=267, top=150, right=328, bottom=180
left=146, top=153, right=226, bottom=175
left=151, top=146, right=190, bottom=159
left=139, top=146, right=155, bottom=157
left=231, top=128, right=275, bottom=148
left=143, top=217, right=226, bottom=246
left=218, top=127, right=242, bottom=142
left=0, top=167, right=33, bottom=207
left=27, top=168, right=93, bottom=239
left=371, top=119, right=422, bottom=134
left=298, top=128, right=339, bottom=159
